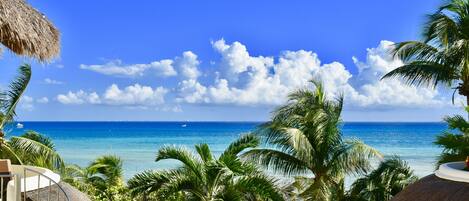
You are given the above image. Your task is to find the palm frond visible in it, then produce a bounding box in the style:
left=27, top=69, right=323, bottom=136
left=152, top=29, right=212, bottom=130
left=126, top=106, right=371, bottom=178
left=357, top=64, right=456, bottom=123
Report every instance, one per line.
left=348, top=156, right=417, bottom=201
left=20, top=130, right=55, bottom=150
left=233, top=174, right=284, bottom=201
left=221, top=133, right=260, bottom=158
left=156, top=171, right=204, bottom=200
left=391, top=41, right=440, bottom=62
left=243, top=148, right=310, bottom=175
left=195, top=143, right=213, bottom=163
left=156, top=146, right=204, bottom=180
left=9, top=136, right=63, bottom=169
left=0, top=143, right=22, bottom=164
left=381, top=61, right=456, bottom=88
left=443, top=114, right=469, bottom=133
left=423, top=12, right=461, bottom=47
left=128, top=169, right=175, bottom=196
left=329, top=139, right=382, bottom=177
left=0, top=64, right=31, bottom=129
left=258, top=124, right=314, bottom=163
left=434, top=131, right=469, bottom=152
left=87, top=155, right=123, bottom=185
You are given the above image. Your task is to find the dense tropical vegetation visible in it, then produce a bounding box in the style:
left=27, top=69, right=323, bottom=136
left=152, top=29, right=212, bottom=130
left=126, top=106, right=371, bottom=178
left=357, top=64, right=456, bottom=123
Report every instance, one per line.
left=346, top=157, right=418, bottom=201
left=243, top=81, right=382, bottom=201
left=62, top=155, right=130, bottom=201
left=434, top=107, right=469, bottom=166
left=128, top=134, right=283, bottom=201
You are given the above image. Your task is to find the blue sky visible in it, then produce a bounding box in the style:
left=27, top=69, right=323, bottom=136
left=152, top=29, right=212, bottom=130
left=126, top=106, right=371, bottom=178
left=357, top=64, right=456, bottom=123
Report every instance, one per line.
left=1, top=0, right=463, bottom=121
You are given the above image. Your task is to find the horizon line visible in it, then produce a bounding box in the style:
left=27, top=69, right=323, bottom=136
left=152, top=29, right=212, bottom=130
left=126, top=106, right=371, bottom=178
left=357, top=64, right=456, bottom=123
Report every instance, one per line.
left=12, top=120, right=446, bottom=123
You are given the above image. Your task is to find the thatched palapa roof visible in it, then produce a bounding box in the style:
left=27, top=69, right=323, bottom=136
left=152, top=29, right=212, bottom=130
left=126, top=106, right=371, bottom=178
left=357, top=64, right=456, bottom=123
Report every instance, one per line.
left=0, top=0, right=60, bottom=61
left=392, top=174, right=469, bottom=201
left=26, top=182, right=91, bottom=201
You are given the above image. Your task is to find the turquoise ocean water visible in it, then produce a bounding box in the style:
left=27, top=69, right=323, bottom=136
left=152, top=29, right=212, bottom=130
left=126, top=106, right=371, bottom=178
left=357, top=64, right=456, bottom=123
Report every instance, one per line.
left=8, top=122, right=445, bottom=179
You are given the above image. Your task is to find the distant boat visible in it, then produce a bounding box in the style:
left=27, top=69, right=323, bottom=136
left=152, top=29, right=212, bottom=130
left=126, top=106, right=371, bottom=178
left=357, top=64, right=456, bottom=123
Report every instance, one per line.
left=16, top=123, right=23, bottom=129
left=181, top=124, right=187, bottom=128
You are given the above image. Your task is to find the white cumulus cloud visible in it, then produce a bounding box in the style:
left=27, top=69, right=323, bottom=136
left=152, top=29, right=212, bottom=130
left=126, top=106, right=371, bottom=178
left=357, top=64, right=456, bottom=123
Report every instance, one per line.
left=65, top=39, right=450, bottom=110
left=80, top=59, right=177, bottom=78
left=19, top=96, right=34, bottom=111
left=37, top=97, right=49, bottom=104
left=57, top=84, right=169, bottom=108
left=346, top=40, right=443, bottom=108
left=44, top=78, right=63, bottom=85
left=176, top=51, right=201, bottom=80
left=176, top=39, right=447, bottom=108
left=57, top=90, right=101, bottom=105
left=103, top=84, right=168, bottom=106
left=178, top=39, right=348, bottom=105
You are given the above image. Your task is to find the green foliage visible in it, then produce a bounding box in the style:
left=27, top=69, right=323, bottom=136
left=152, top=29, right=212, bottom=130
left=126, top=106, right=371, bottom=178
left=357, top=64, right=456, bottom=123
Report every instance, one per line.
left=434, top=111, right=469, bottom=165
left=0, top=64, right=31, bottom=129
left=243, top=81, right=382, bottom=201
left=62, top=155, right=131, bottom=201
left=128, top=134, right=284, bottom=201
left=0, top=64, right=64, bottom=170
left=381, top=0, right=469, bottom=102
left=10, top=130, right=64, bottom=170
left=346, top=156, right=418, bottom=201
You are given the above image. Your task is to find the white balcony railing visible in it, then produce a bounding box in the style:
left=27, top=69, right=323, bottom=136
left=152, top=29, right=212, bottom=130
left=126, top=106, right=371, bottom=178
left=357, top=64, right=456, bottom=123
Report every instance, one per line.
left=0, top=165, right=69, bottom=201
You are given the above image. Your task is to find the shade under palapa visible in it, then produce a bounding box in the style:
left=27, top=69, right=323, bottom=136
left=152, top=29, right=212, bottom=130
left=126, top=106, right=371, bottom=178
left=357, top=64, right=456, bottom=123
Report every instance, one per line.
left=0, top=0, right=60, bottom=61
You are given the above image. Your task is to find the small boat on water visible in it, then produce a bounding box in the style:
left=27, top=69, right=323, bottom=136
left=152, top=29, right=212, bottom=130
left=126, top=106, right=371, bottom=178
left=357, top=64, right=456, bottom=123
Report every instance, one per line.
left=181, top=124, right=187, bottom=128
left=16, top=123, right=23, bottom=129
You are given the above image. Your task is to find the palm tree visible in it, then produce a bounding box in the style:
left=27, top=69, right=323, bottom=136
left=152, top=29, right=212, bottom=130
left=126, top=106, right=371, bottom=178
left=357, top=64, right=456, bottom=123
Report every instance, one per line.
left=434, top=108, right=469, bottom=165
left=346, top=156, right=418, bottom=201
left=12, top=130, right=63, bottom=170
left=62, top=155, right=127, bottom=201
left=128, top=134, right=284, bottom=201
left=0, top=64, right=63, bottom=168
left=243, top=81, right=381, bottom=201
left=381, top=0, right=469, bottom=106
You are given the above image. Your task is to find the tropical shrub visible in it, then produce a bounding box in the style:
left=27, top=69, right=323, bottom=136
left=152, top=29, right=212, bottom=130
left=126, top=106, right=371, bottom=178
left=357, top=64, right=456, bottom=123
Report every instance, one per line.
left=434, top=107, right=469, bottom=166
left=62, top=155, right=130, bottom=201
left=128, top=134, right=283, bottom=201
left=346, top=156, right=418, bottom=201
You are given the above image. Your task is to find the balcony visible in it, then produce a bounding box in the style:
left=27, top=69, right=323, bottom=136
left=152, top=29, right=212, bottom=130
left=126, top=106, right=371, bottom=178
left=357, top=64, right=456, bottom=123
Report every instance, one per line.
left=0, top=162, right=69, bottom=201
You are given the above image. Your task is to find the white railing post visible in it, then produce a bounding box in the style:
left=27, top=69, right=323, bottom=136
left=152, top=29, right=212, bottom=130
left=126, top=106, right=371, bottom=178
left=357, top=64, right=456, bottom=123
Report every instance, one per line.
left=22, top=168, right=69, bottom=201
left=14, top=174, right=20, bottom=201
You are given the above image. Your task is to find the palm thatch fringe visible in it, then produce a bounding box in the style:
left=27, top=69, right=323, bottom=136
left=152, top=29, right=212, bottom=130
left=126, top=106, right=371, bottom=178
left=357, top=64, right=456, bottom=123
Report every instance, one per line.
left=0, top=0, right=60, bottom=61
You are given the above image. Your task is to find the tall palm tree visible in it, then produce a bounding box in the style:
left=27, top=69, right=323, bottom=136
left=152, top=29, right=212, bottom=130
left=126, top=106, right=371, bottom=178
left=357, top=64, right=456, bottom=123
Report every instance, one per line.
left=0, top=64, right=62, bottom=168
left=381, top=0, right=469, bottom=106
left=434, top=108, right=469, bottom=165
left=128, top=134, right=284, bottom=201
left=346, top=157, right=418, bottom=201
left=243, top=81, right=381, bottom=201
left=62, top=155, right=127, bottom=201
